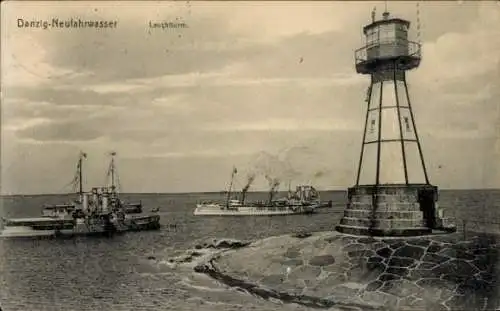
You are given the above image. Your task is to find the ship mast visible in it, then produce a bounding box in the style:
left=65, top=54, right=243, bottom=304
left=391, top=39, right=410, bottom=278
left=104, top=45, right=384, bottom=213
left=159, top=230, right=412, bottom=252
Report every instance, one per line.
left=77, top=151, right=87, bottom=200
left=226, top=166, right=237, bottom=209
left=111, top=152, right=116, bottom=192
left=107, top=151, right=118, bottom=194
left=287, top=180, right=292, bottom=199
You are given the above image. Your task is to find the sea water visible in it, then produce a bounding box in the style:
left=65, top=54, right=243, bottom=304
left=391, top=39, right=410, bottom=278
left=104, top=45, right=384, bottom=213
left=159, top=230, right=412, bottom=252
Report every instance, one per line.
left=1, top=190, right=499, bottom=311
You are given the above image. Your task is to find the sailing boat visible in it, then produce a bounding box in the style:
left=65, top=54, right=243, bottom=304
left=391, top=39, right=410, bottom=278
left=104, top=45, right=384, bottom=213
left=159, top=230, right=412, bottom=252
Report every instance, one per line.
left=193, top=167, right=319, bottom=216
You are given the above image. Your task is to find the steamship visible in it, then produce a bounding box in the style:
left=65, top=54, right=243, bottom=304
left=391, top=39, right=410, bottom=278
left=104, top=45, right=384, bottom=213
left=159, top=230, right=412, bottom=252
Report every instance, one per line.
left=0, top=152, right=160, bottom=238
left=193, top=167, right=319, bottom=216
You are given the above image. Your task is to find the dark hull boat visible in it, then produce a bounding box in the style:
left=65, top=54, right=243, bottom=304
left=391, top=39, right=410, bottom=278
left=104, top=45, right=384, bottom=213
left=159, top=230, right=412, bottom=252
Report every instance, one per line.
left=123, top=202, right=143, bottom=214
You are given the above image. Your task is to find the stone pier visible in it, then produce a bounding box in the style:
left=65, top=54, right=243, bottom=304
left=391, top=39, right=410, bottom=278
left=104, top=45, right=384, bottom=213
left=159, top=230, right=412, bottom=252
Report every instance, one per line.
left=189, top=231, right=500, bottom=311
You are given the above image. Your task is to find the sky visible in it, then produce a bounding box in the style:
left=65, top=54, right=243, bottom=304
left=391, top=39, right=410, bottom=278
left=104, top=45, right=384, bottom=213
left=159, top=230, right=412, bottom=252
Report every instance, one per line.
left=1, top=1, right=499, bottom=194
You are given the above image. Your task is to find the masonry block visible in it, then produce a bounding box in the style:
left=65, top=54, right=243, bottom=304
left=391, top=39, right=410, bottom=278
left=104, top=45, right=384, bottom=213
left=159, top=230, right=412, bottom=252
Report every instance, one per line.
left=336, top=184, right=449, bottom=237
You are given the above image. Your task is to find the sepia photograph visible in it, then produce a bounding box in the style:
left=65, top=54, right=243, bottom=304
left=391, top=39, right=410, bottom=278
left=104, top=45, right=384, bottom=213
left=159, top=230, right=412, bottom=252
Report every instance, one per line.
left=1, top=1, right=499, bottom=310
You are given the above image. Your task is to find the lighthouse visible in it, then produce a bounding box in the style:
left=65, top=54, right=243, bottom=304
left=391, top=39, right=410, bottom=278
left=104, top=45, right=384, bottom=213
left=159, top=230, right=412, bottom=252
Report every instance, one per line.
left=336, top=10, right=455, bottom=236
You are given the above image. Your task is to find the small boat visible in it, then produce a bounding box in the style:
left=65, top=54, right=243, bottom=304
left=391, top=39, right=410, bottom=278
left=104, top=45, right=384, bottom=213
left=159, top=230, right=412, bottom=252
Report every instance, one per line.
left=194, top=167, right=319, bottom=216
left=0, top=152, right=160, bottom=238
left=123, top=202, right=143, bottom=214
left=318, top=200, right=333, bottom=208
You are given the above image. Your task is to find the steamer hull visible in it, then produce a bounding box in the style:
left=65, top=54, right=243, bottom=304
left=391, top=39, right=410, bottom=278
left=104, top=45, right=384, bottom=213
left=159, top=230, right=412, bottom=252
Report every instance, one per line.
left=193, top=205, right=316, bottom=216
left=0, top=215, right=160, bottom=239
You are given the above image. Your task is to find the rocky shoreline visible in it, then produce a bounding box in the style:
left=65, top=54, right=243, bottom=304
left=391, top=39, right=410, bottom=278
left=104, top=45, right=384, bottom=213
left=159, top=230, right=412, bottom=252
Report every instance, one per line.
left=193, top=260, right=340, bottom=309
left=175, top=231, right=500, bottom=311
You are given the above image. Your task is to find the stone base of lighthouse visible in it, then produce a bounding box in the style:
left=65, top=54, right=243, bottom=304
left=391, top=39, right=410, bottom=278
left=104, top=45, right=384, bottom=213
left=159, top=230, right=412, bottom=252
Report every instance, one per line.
left=335, top=184, right=455, bottom=237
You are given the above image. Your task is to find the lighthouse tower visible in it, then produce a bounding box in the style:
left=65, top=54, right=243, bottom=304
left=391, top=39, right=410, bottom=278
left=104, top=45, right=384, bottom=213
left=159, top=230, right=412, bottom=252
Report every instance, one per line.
left=336, top=10, right=454, bottom=236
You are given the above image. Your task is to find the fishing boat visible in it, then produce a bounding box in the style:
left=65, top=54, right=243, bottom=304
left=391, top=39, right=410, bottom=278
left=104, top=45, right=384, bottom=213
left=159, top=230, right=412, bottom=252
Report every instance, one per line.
left=0, top=152, right=160, bottom=238
left=193, top=167, right=319, bottom=216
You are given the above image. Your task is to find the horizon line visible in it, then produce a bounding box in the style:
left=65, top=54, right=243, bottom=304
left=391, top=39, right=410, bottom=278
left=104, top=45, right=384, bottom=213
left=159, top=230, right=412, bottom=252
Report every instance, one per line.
left=1, top=187, right=500, bottom=197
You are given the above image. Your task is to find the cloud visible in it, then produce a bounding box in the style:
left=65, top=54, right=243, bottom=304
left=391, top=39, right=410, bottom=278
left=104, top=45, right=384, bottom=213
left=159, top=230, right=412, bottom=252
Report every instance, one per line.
left=1, top=33, right=81, bottom=88
left=203, top=117, right=358, bottom=132
left=5, top=87, right=126, bottom=108
left=16, top=120, right=104, bottom=142
left=5, top=74, right=366, bottom=143
left=1, top=117, right=50, bottom=132
left=1, top=1, right=499, bottom=194
left=416, top=6, right=500, bottom=86
left=34, top=17, right=265, bottom=83
left=76, top=63, right=365, bottom=102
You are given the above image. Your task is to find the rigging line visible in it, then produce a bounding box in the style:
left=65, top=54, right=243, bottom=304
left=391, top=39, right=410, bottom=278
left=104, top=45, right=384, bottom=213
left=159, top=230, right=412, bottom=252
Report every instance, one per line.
left=115, top=170, right=122, bottom=193
left=105, top=158, right=115, bottom=188
left=104, top=163, right=110, bottom=187
left=111, top=161, right=121, bottom=193
left=114, top=161, right=121, bottom=192
left=106, top=160, right=112, bottom=178
left=416, top=1, right=422, bottom=45
left=40, top=163, right=79, bottom=207
left=71, top=179, right=78, bottom=192
left=54, top=177, right=77, bottom=197
left=60, top=156, right=82, bottom=193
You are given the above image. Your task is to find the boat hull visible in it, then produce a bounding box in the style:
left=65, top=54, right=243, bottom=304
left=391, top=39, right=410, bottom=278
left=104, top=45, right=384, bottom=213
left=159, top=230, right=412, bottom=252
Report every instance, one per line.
left=0, top=224, right=115, bottom=238
left=125, top=214, right=161, bottom=231
left=124, top=203, right=142, bottom=214
left=193, top=205, right=316, bottom=216
left=0, top=215, right=161, bottom=239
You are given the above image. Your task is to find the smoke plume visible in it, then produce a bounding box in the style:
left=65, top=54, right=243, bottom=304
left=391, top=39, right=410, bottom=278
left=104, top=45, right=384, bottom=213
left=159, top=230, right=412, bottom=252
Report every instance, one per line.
left=265, top=174, right=281, bottom=203
left=240, top=173, right=256, bottom=204
left=244, top=143, right=332, bottom=191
